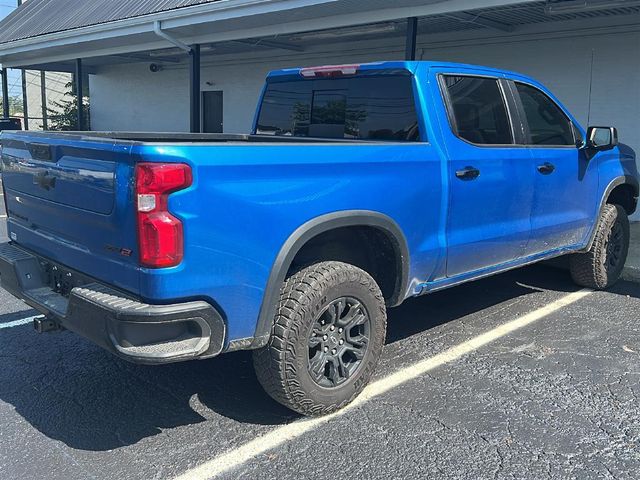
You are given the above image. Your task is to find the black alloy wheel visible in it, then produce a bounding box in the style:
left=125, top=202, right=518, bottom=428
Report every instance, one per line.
left=307, top=297, right=371, bottom=388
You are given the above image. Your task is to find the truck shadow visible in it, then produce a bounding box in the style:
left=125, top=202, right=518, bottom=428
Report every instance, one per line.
left=606, top=279, right=640, bottom=299
left=0, top=264, right=586, bottom=451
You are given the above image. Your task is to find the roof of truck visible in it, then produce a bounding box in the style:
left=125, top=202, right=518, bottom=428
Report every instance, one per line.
left=267, top=61, right=528, bottom=81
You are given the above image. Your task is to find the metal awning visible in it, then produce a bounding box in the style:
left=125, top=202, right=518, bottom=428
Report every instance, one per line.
left=0, top=0, right=221, bottom=45
left=1, top=0, right=639, bottom=70
left=0, top=0, right=528, bottom=68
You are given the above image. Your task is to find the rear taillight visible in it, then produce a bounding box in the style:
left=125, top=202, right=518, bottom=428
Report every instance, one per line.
left=135, top=163, right=192, bottom=268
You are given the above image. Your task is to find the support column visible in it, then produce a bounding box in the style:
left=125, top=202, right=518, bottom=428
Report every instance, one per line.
left=40, top=71, right=48, bottom=130
left=189, top=44, right=201, bottom=133
left=1, top=68, right=9, bottom=118
left=405, top=17, right=418, bottom=61
left=16, top=0, right=27, bottom=128
left=21, top=69, right=28, bottom=129
left=75, top=58, right=85, bottom=131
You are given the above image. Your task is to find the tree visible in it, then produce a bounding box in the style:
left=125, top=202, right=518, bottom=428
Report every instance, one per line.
left=0, top=95, right=23, bottom=117
left=47, top=81, right=90, bottom=131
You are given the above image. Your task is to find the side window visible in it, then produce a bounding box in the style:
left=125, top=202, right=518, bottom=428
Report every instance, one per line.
left=515, top=83, right=575, bottom=146
left=442, top=75, right=513, bottom=145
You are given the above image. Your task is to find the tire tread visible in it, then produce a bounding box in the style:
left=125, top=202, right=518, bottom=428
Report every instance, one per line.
left=253, top=261, right=386, bottom=416
left=569, top=204, right=629, bottom=289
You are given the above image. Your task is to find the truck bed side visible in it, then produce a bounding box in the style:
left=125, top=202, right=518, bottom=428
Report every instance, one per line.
left=129, top=141, right=444, bottom=342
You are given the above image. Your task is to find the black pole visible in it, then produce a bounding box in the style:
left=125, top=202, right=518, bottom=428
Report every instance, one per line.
left=40, top=71, right=48, bottom=130
left=189, top=44, right=201, bottom=133
left=17, top=0, right=26, bottom=128
left=75, top=58, right=85, bottom=131
left=21, top=69, right=28, bottom=129
left=405, top=17, right=418, bottom=61
left=1, top=68, right=9, bottom=118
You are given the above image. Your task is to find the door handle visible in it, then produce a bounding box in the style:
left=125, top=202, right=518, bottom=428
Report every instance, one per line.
left=537, top=162, right=556, bottom=175
left=455, top=166, right=480, bottom=181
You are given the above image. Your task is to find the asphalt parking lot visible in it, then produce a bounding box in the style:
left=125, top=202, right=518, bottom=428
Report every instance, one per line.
left=1, top=186, right=640, bottom=480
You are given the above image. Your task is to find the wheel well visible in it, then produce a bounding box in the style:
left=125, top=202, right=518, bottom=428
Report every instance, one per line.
left=288, top=226, right=404, bottom=305
left=607, top=184, right=637, bottom=215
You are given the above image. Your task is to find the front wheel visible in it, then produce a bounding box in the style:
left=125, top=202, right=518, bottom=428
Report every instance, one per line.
left=570, top=204, right=630, bottom=289
left=253, top=261, right=387, bottom=416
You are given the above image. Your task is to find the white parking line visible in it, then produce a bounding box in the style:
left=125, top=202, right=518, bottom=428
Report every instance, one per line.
left=174, top=288, right=592, bottom=480
left=0, top=214, right=7, bottom=218
left=0, top=315, right=38, bottom=330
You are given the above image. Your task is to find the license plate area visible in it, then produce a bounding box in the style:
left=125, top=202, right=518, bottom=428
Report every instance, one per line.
left=40, top=260, right=93, bottom=298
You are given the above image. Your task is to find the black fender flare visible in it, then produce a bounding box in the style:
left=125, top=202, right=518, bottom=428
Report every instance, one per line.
left=249, top=210, right=410, bottom=349
left=582, top=175, right=639, bottom=252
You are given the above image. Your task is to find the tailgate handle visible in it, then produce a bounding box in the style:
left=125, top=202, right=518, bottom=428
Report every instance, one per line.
left=27, top=142, right=52, bottom=161
left=33, top=171, right=57, bottom=191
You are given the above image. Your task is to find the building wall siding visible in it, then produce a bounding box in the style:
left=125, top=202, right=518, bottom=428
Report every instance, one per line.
left=90, top=51, right=393, bottom=134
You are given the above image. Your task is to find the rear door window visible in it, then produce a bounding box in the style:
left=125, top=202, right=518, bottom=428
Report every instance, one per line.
left=256, top=75, right=420, bottom=141
left=514, top=82, right=575, bottom=146
left=441, top=75, right=514, bottom=146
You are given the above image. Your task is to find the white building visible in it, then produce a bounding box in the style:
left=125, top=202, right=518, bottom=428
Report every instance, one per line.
left=0, top=0, right=638, bottom=216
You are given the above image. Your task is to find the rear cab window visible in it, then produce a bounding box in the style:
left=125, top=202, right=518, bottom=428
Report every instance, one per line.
left=440, top=75, right=514, bottom=146
left=256, top=75, right=421, bottom=141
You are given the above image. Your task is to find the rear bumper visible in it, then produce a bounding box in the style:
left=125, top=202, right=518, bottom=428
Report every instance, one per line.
left=0, top=242, right=226, bottom=364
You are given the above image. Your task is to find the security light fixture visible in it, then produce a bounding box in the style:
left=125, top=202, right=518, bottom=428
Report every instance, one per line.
left=545, top=0, right=640, bottom=15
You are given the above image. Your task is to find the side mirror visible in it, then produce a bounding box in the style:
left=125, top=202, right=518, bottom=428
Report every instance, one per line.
left=586, top=126, right=618, bottom=152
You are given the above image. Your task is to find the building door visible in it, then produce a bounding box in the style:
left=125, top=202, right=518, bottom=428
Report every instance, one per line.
left=203, top=91, right=223, bottom=133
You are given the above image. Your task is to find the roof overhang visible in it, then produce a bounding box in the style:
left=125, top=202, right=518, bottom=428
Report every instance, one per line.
left=0, top=0, right=538, bottom=68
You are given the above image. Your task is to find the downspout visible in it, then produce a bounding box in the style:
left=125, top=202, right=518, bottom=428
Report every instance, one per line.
left=153, top=20, right=201, bottom=133
left=153, top=20, right=192, bottom=52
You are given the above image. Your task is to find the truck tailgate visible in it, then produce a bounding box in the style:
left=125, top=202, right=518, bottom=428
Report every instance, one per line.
left=0, top=132, right=140, bottom=294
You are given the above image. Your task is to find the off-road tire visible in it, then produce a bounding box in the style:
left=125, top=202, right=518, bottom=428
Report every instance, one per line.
left=253, top=261, right=387, bottom=416
left=569, top=204, right=630, bottom=289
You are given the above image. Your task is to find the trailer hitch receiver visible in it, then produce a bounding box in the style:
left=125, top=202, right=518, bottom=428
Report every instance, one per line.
left=33, top=316, right=60, bottom=333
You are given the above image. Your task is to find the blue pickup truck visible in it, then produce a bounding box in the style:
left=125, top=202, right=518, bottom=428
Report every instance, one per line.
left=0, top=61, right=638, bottom=415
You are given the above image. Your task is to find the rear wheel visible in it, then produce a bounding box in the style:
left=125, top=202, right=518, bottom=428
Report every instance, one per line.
left=570, top=204, right=630, bottom=289
left=253, top=261, right=387, bottom=416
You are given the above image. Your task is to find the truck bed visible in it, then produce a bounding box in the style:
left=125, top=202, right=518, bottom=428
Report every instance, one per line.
left=21, top=131, right=373, bottom=144
left=0, top=129, right=432, bottom=324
